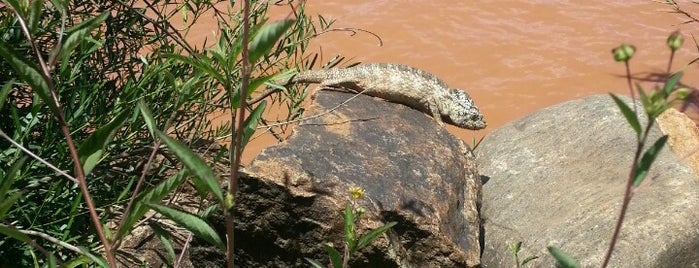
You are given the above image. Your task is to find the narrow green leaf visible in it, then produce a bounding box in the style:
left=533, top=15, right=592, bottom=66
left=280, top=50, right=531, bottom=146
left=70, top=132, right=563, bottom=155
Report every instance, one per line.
left=356, top=221, right=396, bottom=250
left=63, top=256, right=92, bottom=268
left=0, top=80, right=13, bottom=110
left=637, top=85, right=651, bottom=112
left=149, top=222, right=176, bottom=266
left=27, top=0, right=43, bottom=34
left=305, top=258, right=327, bottom=268
left=229, top=19, right=267, bottom=66
left=343, top=203, right=356, bottom=248
left=58, top=12, right=109, bottom=60
left=76, top=246, right=110, bottom=268
left=0, top=191, right=23, bottom=219
left=0, top=224, right=31, bottom=243
left=322, top=243, right=343, bottom=268
left=78, top=110, right=129, bottom=176
left=146, top=202, right=224, bottom=249
left=155, top=129, right=223, bottom=203
left=547, top=246, right=580, bottom=268
left=509, top=241, right=522, bottom=254
left=164, top=53, right=225, bottom=84
left=137, top=100, right=157, bottom=137
left=610, top=94, right=641, bottom=136
left=0, top=156, right=26, bottom=200
left=663, top=71, right=683, bottom=97
left=115, top=171, right=186, bottom=240
left=522, top=255, right=539, bottom=265
left=248, top=19, right=295, bottom=64
left=634, top=135, right=668, bottom=186
left=240, top=101, right=266, bottom=148
left=0, top=42, right=58, bottom=115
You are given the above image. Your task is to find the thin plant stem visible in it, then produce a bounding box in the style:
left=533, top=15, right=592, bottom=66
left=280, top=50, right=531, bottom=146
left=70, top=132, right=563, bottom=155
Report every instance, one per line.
left=10, top=6, right=117, bottom=266
left=667, top=50, right=675, bottom=74
left=625, top=61, right=637, bottom=113
left=226, top=0, right=252, bottom=266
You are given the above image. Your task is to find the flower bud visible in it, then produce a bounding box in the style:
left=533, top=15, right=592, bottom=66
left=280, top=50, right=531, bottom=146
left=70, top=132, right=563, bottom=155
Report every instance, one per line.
left=676, top=87, right=692, bottom=100
left=667, top=31, right=683, bottom=52
left=612, top=44, right=636, bottom=62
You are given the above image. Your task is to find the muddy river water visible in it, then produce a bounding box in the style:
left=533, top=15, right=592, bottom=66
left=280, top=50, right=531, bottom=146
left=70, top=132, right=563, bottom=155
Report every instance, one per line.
left=238, top=1, right=699, bottom=162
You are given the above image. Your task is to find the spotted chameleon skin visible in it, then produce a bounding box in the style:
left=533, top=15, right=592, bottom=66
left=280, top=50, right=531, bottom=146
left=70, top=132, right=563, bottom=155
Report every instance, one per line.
left=288, top=63, right=487, bottom=130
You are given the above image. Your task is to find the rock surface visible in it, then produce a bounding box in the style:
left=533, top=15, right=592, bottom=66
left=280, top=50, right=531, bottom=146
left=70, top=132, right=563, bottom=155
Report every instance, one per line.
left=190, top=90, right=482, bottom=267
left=476, top=94, right=699, bottom=267
left=658, top=107, right=699, bottom=176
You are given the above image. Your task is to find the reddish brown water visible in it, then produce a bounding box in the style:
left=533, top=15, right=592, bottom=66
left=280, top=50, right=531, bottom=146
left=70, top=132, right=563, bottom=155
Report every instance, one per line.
left=236, top=1, right=699, bottom=162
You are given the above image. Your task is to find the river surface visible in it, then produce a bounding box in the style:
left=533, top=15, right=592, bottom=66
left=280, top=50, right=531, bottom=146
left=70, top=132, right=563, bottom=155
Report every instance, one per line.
left=238, top=1, right=699, bottom=162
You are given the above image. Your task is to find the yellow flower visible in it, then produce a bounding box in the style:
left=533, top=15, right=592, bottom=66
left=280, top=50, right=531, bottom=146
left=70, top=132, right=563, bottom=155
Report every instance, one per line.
left=348, top=185, right=365, bottom=200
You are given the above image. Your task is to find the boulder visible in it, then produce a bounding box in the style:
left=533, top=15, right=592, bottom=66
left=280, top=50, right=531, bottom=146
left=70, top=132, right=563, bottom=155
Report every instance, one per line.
left=190, top=90, right=482, bottom=267
left=476, top=94, right=699, bottom=267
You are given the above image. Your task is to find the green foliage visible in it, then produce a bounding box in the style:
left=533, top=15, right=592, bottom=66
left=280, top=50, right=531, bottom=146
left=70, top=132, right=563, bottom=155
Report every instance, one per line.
left=509, top=241, right=539, bottom=267
left=307, top=192, right=397, bottom=268
left=0, top=0, right=333, bottom=266
left=552, top=30, right=694, bottom=268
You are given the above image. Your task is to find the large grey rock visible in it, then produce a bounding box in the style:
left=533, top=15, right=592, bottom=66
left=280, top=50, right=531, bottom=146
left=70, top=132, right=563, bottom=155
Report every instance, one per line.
left=190, top=90, right=482, bottom=267
left=476, top=94, right=699, bottom=267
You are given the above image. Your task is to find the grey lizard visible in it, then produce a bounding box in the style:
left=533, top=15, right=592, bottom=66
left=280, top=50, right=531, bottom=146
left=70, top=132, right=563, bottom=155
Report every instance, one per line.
left=282, top=63, right=487, bottom=130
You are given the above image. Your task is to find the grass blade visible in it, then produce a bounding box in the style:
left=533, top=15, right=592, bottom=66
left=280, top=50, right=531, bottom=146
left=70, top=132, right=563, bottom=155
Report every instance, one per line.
left=610, top=94, right=641, bottom=136
left=146, top=202, right=224, bottom=250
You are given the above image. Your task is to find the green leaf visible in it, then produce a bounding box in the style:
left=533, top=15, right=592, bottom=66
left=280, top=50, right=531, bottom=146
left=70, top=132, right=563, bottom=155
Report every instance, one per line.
left=305, top=258, right=327, bottom=268
left=63, top=256, right=93, bottom=268
left=0, top=224, right=31, bottom=243
left=240, top=101, right=266, bottom=149
left=0, top=42, right=58, bottom=116
left=0, top=80, right=13, bottom=111
left=149, top=221, right=176, bottom=266
left=58, top=12, right=109, bottom=61
left=322, top=243, right=343, bottom=268
left=663, top=71, right=683, bottom=97
left=27, top=0, right=43, bottom=34
left=0, top=156, right=26, bottom=200
left=78, top=110, right=129, bottom=176
left=76, top=246, right=110, bottom=268
left=155, top=129, right=223, bottom=203
left=610, top=94, right=641, bottom=136
left=634, top=135, right=668, bottom=186
left=146, top=202, right=224, bottom=249
left=248, top=19, right=295, bottom=64
left=164, top=53, right=225, bottom=84
left=343, top=203, right=356, bottom=249
left=547, top=246, right=580, bottom=268
left=115, top=171, right=186, bottom=240
left=522, top=255, right=539, bottom=265
left=356, top=221, right=396, bottom=250
left=0, top=191, right=23, bottom=219
left=509, top=241, right=522, bottom=254
left=137, top=100, right=157, bottom=137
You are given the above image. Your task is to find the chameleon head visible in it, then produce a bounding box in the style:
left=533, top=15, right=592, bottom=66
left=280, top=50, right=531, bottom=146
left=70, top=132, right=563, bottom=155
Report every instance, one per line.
left=446, top=89, right=487, bottom=130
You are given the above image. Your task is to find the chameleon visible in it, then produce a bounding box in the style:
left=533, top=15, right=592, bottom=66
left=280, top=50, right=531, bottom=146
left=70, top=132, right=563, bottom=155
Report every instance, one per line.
left=281, top=63, right=487, bottom=130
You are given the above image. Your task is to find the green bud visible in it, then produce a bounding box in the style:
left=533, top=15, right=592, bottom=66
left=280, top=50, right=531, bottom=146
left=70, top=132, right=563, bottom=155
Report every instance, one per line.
left=612, top=44, right=636, bottom=62
left=667, top=31, right=683, bottom=52
left=676, top=87, right=692, bottom=100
